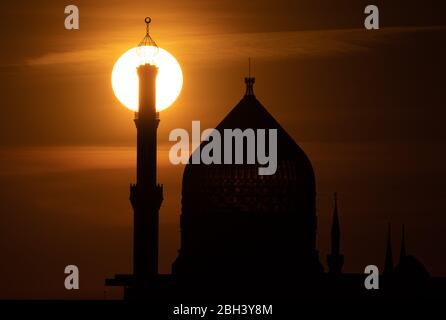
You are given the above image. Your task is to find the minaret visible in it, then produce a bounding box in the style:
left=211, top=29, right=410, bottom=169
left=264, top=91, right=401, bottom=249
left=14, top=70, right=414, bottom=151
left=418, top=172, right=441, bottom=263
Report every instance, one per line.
left=327, top=192, right=344, bottom=274
left=130, top=17, right=163, bottom=283
left=399, top=224, right=407, bottom=264
left=383, top=223, right=393, bottom=275
left=106, top=19, right=164, bottom=297
left=130, top=63, right=163, bottom=281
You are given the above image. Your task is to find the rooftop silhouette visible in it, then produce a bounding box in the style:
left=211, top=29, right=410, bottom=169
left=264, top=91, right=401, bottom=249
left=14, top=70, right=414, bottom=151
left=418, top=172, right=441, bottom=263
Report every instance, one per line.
left=106, top=73, right=446, bottom=300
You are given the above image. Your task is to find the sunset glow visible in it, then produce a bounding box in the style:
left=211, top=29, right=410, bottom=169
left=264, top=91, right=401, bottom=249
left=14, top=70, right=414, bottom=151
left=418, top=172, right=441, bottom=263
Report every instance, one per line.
left=112, top=46, right=183, bottom=112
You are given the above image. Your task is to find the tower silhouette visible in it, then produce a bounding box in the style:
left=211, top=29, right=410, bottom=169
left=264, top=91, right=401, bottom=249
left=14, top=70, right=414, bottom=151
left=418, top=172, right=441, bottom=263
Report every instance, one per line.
left=327, top=192, right=344, bottom=274
left=130, top=63, right=163, bottom=281
left=106, top=18, right=163, bottom=298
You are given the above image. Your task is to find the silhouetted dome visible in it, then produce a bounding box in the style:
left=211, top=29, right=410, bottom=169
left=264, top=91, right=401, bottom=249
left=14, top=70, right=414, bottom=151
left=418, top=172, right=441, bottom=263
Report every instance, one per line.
left=173, top=79, right=322, bottom=277
left=182, top=93, right=315, bottom=215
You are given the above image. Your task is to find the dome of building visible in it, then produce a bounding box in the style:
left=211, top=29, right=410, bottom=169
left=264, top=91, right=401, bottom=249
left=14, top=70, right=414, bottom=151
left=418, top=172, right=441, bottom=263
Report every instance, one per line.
left=172, top=77, right=323, bottom=278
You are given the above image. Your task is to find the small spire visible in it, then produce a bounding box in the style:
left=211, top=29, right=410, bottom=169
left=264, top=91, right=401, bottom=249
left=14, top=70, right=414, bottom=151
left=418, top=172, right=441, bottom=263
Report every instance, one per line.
left=244, top=57, right=255, bottom=97
left=384, top=223, right=394, bottom=275
left=399, top=224, right=407, bottom=263
left=331, top=192, right=340, bottom=255
left=327, top=192, right=344, bottom=274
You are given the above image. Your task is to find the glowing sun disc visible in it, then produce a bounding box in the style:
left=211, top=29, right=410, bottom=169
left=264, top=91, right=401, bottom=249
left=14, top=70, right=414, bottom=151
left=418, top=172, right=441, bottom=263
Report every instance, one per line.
left=112, top=46, right=183, bottom=112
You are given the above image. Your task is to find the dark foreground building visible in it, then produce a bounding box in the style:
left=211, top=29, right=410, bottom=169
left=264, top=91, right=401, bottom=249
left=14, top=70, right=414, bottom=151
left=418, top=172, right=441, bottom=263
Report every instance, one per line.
left=106, top=72, right=446, bottom=300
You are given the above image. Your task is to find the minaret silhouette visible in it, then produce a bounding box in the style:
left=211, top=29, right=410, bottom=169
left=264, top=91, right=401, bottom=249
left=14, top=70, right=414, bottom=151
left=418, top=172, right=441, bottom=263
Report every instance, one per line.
left=130, top=63, right=163, bottom=282
left=384, top=223, right=393, bottom=275
left=327, top=192, right=344, bottom=274
left=105, top=18, right=164, bottom=298
left=399, top=224, right=407, bottom=264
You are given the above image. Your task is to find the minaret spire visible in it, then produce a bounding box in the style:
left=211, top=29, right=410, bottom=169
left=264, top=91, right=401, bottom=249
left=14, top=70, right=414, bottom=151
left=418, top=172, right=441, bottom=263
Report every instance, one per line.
left=136, top=17, right=159, bottom=65
left=331, top=192, right=340, bottom=254
left=244, top=57, right=255, bottom=97
left=327, top=192, right=344, bottom=274
left=131, top=17, right=163, bottom=285
left=384, top=223, right=393, bottom=275
left=106, top=17, right=164, bottom=298
left=399, top=224, right=407, bottom=264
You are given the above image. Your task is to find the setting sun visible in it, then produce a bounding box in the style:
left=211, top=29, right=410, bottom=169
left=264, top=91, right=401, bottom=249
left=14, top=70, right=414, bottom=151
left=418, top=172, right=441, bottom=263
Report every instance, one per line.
left=112, top=46, right=183, bottom=112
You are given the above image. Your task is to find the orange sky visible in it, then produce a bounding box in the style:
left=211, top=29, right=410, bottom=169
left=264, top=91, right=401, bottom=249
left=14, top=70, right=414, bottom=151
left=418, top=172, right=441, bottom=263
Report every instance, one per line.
left=0, top=0, right=446, bottom=299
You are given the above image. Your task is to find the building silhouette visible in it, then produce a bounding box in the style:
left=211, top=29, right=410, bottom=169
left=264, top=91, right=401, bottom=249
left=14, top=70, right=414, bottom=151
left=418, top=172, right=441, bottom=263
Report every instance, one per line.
left=106, top=69, right=446, bottom=300
left=173, top=75, right=322, bottom=278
